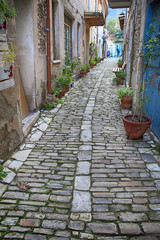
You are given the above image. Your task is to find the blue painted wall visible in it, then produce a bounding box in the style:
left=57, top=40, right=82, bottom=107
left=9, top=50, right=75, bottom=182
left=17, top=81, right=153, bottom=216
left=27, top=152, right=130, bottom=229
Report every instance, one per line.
left=144, top=0, right=160, bottom=139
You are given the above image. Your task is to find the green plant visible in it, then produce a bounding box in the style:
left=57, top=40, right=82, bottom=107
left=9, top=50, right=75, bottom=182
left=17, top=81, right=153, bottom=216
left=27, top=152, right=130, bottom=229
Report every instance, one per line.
left=113, top=77, right=121, bottom=83
left=85, top=64, right=90, bottom=71
left=65, top=56, right=80, bottom=73
left=79, top=65, right=86, bottom=71
left=0, top=0, right=16, bottom=20
left=95, top=56, right=101, bottom=63
left=89, top=58, right=96, bottom=65
left=43, top=101, right=54, bottom=110
left=117, top=58, right=122, bottom=66
left=56, top=75, right=73, bottom=88
left=116, top=70, right=127, bottom=80
left=0, top=165, right=7, bottom=180
left=118, top=87, right=133, bottom=99
left=2, top=42, right=17, bottom=62
left=54, top=97, right=63, bottom=105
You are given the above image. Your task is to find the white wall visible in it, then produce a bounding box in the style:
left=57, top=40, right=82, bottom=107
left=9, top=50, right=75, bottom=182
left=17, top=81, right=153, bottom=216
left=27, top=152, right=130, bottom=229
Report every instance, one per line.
left=15, top=0, right=36, bottom=111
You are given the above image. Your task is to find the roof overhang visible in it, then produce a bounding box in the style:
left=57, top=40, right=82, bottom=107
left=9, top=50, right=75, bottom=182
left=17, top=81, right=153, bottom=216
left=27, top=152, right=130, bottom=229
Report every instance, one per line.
left=84, top=12, right=105, bottom=26
left=108, top=0, right=132, bottom=8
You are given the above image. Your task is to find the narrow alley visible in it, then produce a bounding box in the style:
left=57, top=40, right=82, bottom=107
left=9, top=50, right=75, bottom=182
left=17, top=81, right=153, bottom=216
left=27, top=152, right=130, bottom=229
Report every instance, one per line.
left=0, top=59, right=160, bottom=239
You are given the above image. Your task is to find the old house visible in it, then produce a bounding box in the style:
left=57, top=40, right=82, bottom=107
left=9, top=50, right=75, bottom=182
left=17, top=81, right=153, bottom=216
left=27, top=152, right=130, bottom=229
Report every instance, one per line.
left=108, top=0, right=160, bottom=140
left=0, top=0, right=108, bottom=159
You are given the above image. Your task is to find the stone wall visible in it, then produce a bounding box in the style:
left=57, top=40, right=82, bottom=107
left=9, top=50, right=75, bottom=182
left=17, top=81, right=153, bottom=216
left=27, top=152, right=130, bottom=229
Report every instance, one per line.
left=37, top=0, right=47, bottom=54
left=124, top=0, right=147, bottom=106
left=0, top=0, right=23, bottom=159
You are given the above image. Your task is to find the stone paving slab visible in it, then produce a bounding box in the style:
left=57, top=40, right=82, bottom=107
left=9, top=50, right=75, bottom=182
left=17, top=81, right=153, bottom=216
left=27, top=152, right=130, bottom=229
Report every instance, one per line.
left=0, top=59, right=160, bottom=239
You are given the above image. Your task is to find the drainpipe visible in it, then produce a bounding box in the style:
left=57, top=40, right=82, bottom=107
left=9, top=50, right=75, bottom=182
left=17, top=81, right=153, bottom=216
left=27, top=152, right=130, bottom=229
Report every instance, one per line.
left=46, top=0, right=51, bottom=94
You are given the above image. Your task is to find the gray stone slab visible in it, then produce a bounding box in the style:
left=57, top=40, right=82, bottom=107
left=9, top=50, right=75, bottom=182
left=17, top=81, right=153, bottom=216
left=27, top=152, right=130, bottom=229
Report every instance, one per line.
left=77, top=161, right=90, bottom=175
left=141, top=154, right=156, bottom=163
left=12, top=149, right=32, bottom=162
left=75, top=176, right=90, bottom=190
left=42, top=220, right=66, bottom=229
left=78, top=151, right=92, bottom=161
left=30, top=130, right=43, bottom=142
left=2, top=168, right=16, bottom=184
left=147, top=164, right=160, bottom=171
left=142, top=223, right=160, bottom=234
left=151, top=172, right=160, bottom=179
left=0, top=183, right=7, bottom=197
left=38, top=123, right=48, bottom=131
left=80, top=130, right=92, bottom=142
left=72, top=190, right=91, bottom=212
left=8, top=160, right=23, bottom=171
left=155, top=180, right=160, bottom=190
left=79, top=145, right=92, bottom=150
left=86, top=222, right=118, bottom=234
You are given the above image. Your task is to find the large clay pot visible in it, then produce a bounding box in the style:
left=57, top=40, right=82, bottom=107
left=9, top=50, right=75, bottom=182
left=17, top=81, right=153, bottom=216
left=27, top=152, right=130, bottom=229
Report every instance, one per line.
left=121, top=96, right=132, bottom=109
left=122, top=114, right=152, bottom=139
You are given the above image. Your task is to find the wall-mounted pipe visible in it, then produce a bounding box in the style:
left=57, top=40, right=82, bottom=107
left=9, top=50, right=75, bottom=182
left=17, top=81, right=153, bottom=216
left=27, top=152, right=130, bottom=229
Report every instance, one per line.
left=46, top=0, right=51, bottom=94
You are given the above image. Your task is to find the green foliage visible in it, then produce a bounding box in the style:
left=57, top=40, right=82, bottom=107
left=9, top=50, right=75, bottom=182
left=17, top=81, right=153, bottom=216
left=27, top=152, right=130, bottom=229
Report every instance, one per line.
left=0, top=165, right=7, bottom=180
left=116, top=70, right=127, bottom=80
left=114, top=29, right=124, bottom=40
left=113, top=77, right=121, bottom=83
left=85, top=64, right=90, bottom=70
left=51, top=88, right=61, bottom=98
left=2, top=42, right=17, bottom=62
left=89, top=58, right=96, bottom=65
left=56, top=75, right=73, bottom=88
left=106, top=19, right=119, bottom=37
left=43, top=101, right=54, bottom=110
left=94, top=56, right=101, bottom=63
left=54, top=97, right=63, bottom=105
left=0, top=0, right=16, bottom=20
left=118, top=87, right=133, bottom=99
left=65, top=56, right=80, bottom=73
left=117, top=58, right=122, bottom=66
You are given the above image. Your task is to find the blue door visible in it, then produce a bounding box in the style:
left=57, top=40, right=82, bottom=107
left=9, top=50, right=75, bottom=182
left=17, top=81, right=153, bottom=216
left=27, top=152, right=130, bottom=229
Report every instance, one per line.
left=144, top=1, right=160, bottom=139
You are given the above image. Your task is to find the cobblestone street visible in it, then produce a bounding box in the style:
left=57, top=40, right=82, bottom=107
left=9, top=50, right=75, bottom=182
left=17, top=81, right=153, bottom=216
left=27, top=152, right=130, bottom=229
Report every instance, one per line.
left=0, top=58, right=160, bottom=239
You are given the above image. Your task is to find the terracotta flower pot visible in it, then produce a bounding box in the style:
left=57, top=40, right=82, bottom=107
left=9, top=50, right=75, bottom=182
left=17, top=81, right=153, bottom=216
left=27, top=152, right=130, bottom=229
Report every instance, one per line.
left=90, top=64, right=95, bottom=68
left=121, top=96, right=132, bottom=109
left=117, top=77, right=123, bottom=85
left=80, top=70, right=86, bottom=77
left=65, top=85, right=69, bottom=92
left=122, top=114, right=152, bottom=139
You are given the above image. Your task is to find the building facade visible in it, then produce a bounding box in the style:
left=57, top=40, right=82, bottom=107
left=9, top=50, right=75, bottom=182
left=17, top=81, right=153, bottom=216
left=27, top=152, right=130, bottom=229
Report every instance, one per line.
left=0, top=0, right=108, bottom=159
left=108, top=0, right=160, bottom=140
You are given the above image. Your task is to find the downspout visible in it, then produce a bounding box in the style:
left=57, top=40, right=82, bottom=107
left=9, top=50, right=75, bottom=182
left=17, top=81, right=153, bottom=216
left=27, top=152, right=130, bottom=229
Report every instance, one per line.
left=46, top=0, right=51, bottom=94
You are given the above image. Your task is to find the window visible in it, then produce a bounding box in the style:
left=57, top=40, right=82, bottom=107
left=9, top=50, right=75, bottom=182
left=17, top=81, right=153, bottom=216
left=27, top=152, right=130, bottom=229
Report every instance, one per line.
left=64, top=13, right=72, bottom=58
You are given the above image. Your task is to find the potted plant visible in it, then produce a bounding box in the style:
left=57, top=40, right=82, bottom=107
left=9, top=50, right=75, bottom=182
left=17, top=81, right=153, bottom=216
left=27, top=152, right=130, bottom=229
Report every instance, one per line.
left=117, top=58, right=123, bottom=67
left=122, top=19, right=160, bottom=139
left=118, top=87, right=133, bottom=109
left=115, top=70, right=127, bottom=85
left=55, top=75, right=73, bottom=96
left=85, top=64, right=90, bottom=73
left=95, top=56, right=101, bottom=63
left=0, top=0, right=16, bottom=31
left=113, top=77, right=122, bottom=84
left=89, top=58, right=96, bottom=68
left=113, top=70, right=126, bottom=85
left=79, top=65, right=86, bottom=77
